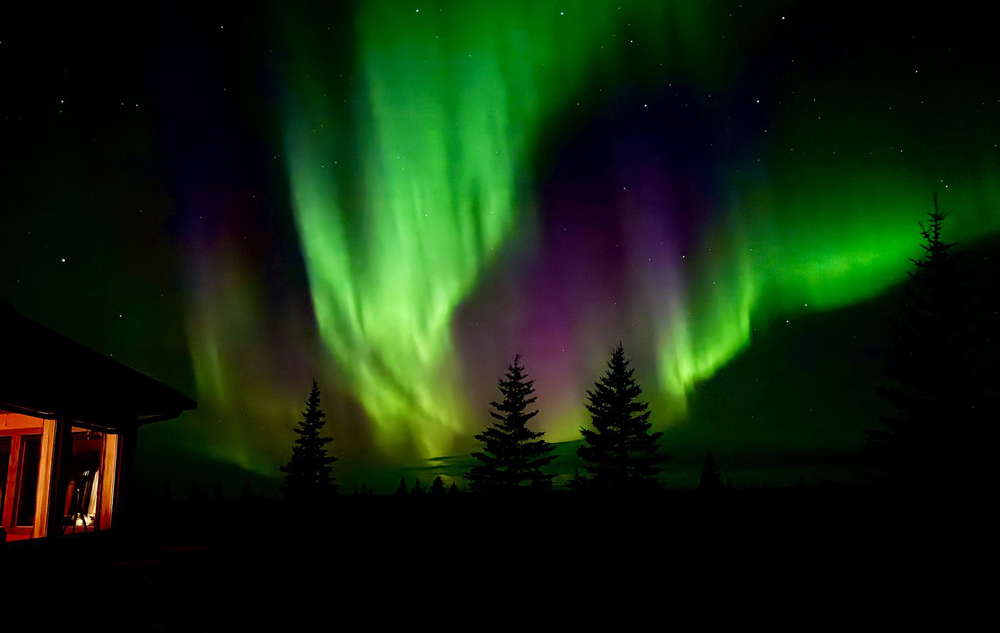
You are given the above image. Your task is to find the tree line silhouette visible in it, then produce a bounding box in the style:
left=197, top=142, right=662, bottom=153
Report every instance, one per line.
left=279, top=341, right=679, bottom=500
left=278, top=197, right=997, bottom=501
left=464, top=344, right=671, bottom=495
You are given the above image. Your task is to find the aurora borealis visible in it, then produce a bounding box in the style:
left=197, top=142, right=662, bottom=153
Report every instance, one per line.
left=279, top=1, right=729, bottom=456
left=3, top=1, right=999, bottom=490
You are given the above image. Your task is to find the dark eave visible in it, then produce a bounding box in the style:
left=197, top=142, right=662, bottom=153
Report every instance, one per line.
left=0, top=301, right=196, bottom=431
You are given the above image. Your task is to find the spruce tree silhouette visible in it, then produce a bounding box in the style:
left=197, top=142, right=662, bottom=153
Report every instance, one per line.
left=395, top=477, right=408, bottom=497
left=576, top=343, right=669, bottom=493
left=466, top=355, right=556, bottom=492
left=699, top=452, right=723, bottom=491
left=867, top=196, right=988, bottom=493
left=430, top=476, right=446, bottom=497
left=279, top=380, right=339, bottom=500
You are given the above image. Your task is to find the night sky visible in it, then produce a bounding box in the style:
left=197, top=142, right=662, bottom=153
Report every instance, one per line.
left=3, top=1, right=999, bottom=493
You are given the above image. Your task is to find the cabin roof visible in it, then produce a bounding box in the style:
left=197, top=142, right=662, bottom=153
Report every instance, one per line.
left=0, top=301, right=196, bottom=431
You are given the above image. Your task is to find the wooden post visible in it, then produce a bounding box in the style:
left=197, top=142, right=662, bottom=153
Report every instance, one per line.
left=32, top=418, right=71, bottom=539
left=2, top=435, right=22, bottom=528
left=97, top=432, right=119, bottom=530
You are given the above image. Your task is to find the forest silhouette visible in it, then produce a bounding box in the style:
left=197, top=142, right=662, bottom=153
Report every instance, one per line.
left=4, top=200, right=997, bottom=617
left=256, top=199, right=997, bottom=507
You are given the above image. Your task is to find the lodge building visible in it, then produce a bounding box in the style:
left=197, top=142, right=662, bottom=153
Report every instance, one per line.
left=1, top=302, right=195, bottom=541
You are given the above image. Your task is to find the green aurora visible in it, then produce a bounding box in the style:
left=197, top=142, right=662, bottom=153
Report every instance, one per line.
left=279, top=1, right=730, bottom=456
left=5, top=2, right=1000, bottom=491
left=267, top=1, right=1000, bottom=460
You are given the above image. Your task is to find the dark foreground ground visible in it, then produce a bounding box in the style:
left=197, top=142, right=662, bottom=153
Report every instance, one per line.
left=2, top=487, right=996, bottom=628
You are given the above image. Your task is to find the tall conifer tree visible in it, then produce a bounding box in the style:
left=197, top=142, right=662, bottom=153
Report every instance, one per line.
left=867, top=196, right=992, bottom=491
left=576, top=343, right=669, bottom=493
left=430, top=476, right=446, bottom=497
left=699, top=453, right=723, bottom=491
left=280, top=380, right=339, bottom=499
left=466, top=355, right=556, bottom=492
